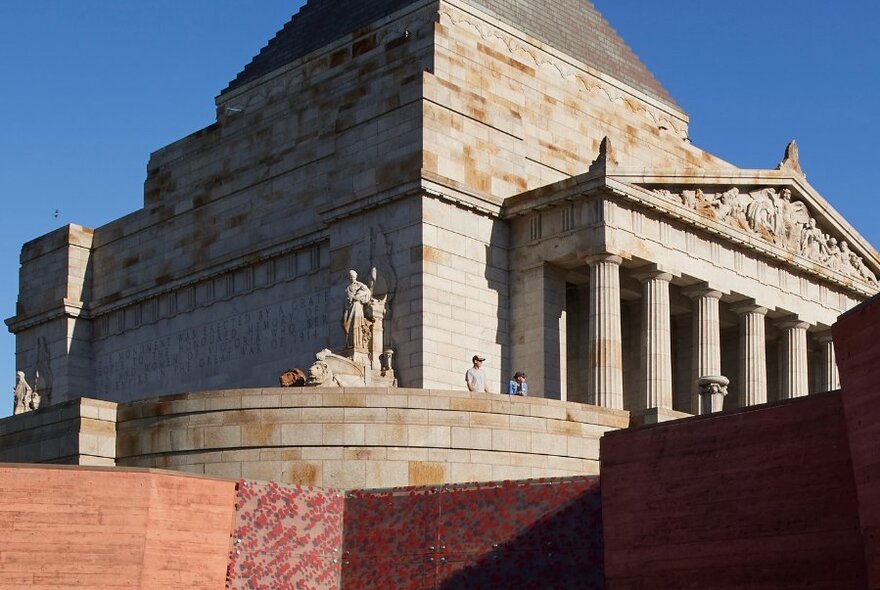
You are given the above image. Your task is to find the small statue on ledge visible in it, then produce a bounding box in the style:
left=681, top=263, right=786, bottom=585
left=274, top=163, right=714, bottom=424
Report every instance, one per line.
left=280, top=268, right=396, bottom=389
left=342, top=269, right=374, bottom=352
left=13, top=371, right=40, bottom=415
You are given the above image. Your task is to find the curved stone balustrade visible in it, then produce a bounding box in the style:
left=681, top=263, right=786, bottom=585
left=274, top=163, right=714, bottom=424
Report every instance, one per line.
left=116, top=387, right=629, bottom=489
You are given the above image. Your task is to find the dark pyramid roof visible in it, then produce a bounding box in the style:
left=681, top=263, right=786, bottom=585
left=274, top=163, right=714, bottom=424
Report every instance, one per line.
left=222, top=0, right=676, bottom=107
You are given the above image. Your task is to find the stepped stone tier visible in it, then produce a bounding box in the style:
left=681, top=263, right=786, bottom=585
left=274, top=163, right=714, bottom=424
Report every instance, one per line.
left=0, top=388, right=626, bottom=489
left=6, top=0, right=879, bottom=435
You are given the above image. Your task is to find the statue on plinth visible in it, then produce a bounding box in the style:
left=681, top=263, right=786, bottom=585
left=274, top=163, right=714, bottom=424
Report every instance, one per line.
left=13, top=371, right=40, bottom=415
left=341, top=269, right=374, bottom=357
left=287, top=268, right=395, bottom=388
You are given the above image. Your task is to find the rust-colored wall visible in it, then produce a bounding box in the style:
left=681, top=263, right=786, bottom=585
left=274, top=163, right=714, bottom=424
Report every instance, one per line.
left=0, top=465, right=236, bottom=589
left=835, top=295, right=880, bottom=589
left=600, top=393, right=867, bottom=589
left=342, top=477, right=604, bottom=589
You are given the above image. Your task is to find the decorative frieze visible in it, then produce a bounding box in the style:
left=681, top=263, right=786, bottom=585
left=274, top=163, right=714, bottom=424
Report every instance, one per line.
left=437, top=3, right=688, bottom=138
left=92, top=241, right=328, bottom=340
left=651, top=186, right=877, bottom=285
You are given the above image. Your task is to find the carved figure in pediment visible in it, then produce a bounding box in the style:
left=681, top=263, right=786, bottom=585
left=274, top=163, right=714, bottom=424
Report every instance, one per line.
left=680, top=189, right=699, bottom=209
left=778, top=190, right=810, bottom=249
left=645, top=184, right=875, bottom=285
left=825, top=238, right=844, bottom=271
left=848, top=247, right=878, bottom=284
left=800, top=218, right=827, bottom=261
left=711, top=189, right=732, bottom=222
left=746, top=189, right=777, bottom=238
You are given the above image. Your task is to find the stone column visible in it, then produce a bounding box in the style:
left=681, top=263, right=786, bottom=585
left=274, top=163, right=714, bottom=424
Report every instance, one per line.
left=686, top=285, right=722, bottom=415
left=816, top=332, right=840, bottom=392
left=586, top=254, right=623, bottom=409
left=776, top=317, right=810, bottom=398
left=635, top=270, right=673, bottom=410
left=732, top=303, right=768, bottom=406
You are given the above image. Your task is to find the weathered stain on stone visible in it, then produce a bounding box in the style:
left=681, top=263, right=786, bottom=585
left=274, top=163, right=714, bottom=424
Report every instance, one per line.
left=285, top=462, right=319, bottom=486
left=409, top=461, right=445, bottom=486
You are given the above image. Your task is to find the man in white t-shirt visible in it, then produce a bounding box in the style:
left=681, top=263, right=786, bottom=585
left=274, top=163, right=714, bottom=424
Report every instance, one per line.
left=465, top=355, right=489, bottom=393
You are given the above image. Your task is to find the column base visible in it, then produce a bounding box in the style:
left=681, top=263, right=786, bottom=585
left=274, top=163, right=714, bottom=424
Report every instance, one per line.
left=629, top=407, right=692, bottom=427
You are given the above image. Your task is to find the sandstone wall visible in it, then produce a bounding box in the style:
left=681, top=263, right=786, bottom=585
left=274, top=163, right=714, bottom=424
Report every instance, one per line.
left=0, top=398, right=116, bottom=466
left=424, top=0, right=724, bottom=212
left=115, top=387, right=627, bottom=489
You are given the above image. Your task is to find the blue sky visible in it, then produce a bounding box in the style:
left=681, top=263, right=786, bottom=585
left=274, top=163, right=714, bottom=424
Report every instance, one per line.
left=0, top=1, right=877, bottom=417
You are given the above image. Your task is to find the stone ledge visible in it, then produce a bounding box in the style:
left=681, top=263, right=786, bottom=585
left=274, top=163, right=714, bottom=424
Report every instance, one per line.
left=112, top=387, right=627, bottom=489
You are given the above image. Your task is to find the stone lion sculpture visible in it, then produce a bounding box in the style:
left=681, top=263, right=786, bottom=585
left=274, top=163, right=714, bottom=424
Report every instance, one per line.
left=305, top=349, right=367, bottom=387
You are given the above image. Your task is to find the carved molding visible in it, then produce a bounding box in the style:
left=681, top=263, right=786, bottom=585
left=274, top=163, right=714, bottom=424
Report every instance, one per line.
left=91, top=242, right=328, bottom=340
left=649, top=185, right=877, bottom=286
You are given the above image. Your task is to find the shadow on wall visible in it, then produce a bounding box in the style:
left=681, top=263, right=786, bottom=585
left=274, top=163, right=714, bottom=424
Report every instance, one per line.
left=437, top=485, right=604, bottom=589
left=486, top=219, right=511, bottom=389
left=341, top=476, right=604, bottom=589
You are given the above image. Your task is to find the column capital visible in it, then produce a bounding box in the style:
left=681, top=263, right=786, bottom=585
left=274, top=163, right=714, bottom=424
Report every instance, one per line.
left=683, top=283, right=723, bottom=301
left=731, top=301, right=768, bottom=316
left=774, top=315, right=811, bottom=330
left=583, top=253, right=623, bottom=266
left=632, top=267, right=673, bottom=284
left=815, top=330, right=834, bottom=344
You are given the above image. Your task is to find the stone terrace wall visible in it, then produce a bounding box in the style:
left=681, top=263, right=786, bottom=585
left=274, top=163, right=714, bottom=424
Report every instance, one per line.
left=0, top=398, right=116, bottom=466
left=0, top=465, right=237, bottom=589
left=116, top=387, right=628, bottom=489
left=600, top=391, right=867, bottom=589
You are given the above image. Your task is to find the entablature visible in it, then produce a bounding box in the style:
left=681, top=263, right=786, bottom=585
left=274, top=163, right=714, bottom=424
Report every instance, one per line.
left=503, top=157, right=879, bottom=299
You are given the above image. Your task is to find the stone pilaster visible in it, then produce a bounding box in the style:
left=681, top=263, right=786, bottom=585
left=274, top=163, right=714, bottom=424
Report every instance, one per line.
left=634, top=270, right=673, bottom=410
left=510, top=263, right=567, bottom=399
left=685, top=285, right=722, bottom=415
left=732, top=303, right=768, bottom=406
left=816, top=332, right=840, bottom=392
left=586, top=254, right=623, bottom=409
left=776, top=317, right=810, bottom=399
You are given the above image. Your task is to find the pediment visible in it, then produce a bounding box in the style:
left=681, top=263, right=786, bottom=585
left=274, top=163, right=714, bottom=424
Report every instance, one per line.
left=608, top=168, right=879, bottom=291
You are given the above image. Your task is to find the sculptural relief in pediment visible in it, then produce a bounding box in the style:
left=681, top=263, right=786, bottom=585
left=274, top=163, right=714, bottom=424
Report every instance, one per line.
left=649, top=185, right=878, bottom=286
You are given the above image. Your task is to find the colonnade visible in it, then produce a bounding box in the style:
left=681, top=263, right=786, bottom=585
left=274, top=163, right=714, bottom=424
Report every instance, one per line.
left=569, top=255, right=840, bottom=414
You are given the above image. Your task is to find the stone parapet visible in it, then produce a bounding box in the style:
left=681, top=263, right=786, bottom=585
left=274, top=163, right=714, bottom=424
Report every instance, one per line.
left=0, top=397, right=116, bottom=466
left=115, top=387, right=628, bottom=489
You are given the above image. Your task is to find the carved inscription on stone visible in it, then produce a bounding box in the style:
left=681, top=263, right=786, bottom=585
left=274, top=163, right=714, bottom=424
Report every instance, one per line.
left=94, top=294, right=327, bottom=394
left=650, top=186, right=878, bottom=285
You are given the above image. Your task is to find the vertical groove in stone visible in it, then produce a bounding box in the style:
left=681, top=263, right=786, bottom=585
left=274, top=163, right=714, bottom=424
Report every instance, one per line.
left=638, top=272, right=672, bottom=409
left=778, top=319, right=810, bottom=398
left=817, top=333, right=840, bottom=392
left=587, top=255, right=623, bottom=409
left=688, top=288, right=722, bottom=414
left=735, top=305, right=768, bottom=407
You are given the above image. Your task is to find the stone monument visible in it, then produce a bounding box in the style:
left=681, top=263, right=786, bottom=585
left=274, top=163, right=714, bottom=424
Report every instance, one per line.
left=5, top=0, right=879, bottom=422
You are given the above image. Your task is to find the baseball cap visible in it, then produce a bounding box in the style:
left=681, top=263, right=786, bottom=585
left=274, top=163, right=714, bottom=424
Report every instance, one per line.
left=472, top=355, right=486, bottom=362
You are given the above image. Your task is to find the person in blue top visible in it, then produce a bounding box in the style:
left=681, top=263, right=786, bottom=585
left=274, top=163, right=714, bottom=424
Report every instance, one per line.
left=507, top=371, right=527, bottom=396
